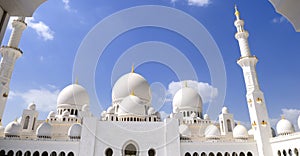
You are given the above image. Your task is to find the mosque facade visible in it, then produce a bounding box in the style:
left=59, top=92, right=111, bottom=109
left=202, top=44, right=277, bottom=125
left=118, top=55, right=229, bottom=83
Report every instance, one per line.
left=0, top=6, right=299, bottom=156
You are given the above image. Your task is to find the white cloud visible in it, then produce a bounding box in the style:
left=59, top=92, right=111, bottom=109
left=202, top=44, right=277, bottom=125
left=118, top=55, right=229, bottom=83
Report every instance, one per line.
left=62, top=0, right=71, bottom=11
left=170, top=0, right=211, bottom=7
left=188, top=0, right=211, bottom=7
left=12, top=87, right=60, bottom=112
left=8, top=17, right=54, bottom=41
left=166, top=80, right=218, bottom=104
left=62, top=0, right=77, bottom=12
left=272, top=16, right=286, bottom=24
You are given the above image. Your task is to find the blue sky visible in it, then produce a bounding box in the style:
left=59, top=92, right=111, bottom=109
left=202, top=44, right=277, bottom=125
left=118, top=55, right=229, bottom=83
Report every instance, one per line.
left=2, top=0, right=300, bottom=128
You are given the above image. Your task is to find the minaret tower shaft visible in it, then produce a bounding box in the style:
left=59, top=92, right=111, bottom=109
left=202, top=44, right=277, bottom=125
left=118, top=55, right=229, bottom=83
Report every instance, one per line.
left=0, top=17, right=26, bottom=124
left=234, top=6, right=272, bottom=156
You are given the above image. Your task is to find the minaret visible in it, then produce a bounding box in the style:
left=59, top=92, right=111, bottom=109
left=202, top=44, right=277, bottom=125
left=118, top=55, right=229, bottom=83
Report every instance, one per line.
left=234, top=6, right=272, bottom=156
left=0, top=17, right=26, bottom=124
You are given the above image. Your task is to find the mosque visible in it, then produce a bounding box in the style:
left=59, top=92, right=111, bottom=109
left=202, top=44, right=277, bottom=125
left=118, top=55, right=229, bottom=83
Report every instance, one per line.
left=0, top=5, right=299, bottom=156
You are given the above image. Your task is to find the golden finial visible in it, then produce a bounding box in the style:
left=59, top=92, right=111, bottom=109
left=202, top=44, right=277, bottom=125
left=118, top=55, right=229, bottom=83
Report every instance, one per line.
left=46, top=119, right=49, bottom=123
left=75, top=77, right=79, bottom=84
left=281, top=115, right=285, bottom=119
left=131, top=64, right=135, bottom=73
left=14, top=118, right=18, bottom=122
left=237, top=121, right=241, bottom=125
left=130, top=90, right=135, bottom=96
left=234, top=4, right=240, bottom=19
left=183, top=81, right=188, bottom=88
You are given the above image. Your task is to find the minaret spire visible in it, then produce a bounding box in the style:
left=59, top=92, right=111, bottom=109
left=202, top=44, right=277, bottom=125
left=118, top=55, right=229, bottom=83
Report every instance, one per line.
left=0, top=17, right=26, bottom=124
left=234, top=6, right=272, bottom=156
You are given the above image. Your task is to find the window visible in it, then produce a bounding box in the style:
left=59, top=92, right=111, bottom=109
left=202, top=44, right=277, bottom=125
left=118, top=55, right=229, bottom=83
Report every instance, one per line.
left=105, top=148, right=113, bottom=156
left=24, top=151, right=31, bottom=156
left=289, top=149, right=292, bottom=156
left=67, top=152, right=74, bottom=156
left=240, top=152, right=245, bottom=156
left=7, top=150, right=13, bottom=156
left=201, top=153, right=207, bottom=156
left=225, top=152, right=230, bottom=156
left=216, top=152, right=222, bottom=156
left=232, top=152, right=238, bottom=156
left=33, top=151, right=39, bottom=156
left=148, top=149, right=155, bottom=156
left=0, top=150, right=5, bottom=156
left=42, top=151, right=48, bottom=156
left=227, top=119, right=232, bottom=132
left=50, top=152, right=57, bottom=156
left=193, top=152, right=199, bottom=156
left=59, top=152, right=65, bottom=156
left=278, top=150, right=282, bottom=156
left=294, top=148, right=299, bottom=156
left=32, top=117, right=36, bottom=130
left=185, top=152, right=191, bottom=156
left=247, top=152, right=253, bottom=156
left=16, top=151, right=22, bottom=156
left=283, top=150, right=287, bottom=156
left=208, top=152, right=214, bottom=156
left=124, top=143, right=137, bottom=156
left=23, top=116, right=30, bottom=129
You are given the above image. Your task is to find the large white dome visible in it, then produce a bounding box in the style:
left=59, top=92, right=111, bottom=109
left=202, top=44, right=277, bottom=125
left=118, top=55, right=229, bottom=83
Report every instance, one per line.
left=172, top=87, right=202, bottom=112
left=112, top=73, right=151, bottom=103
left=276, top=118, right=295, bottom=136
left=4, top=120, right=21, bottom=137
left=233, top=124, right=248, bottom=139
left=118, top=95, right=147, bottom=116
left=36, top=122, right=52, bottom=138
left=57, top=84, right=90, bottom=108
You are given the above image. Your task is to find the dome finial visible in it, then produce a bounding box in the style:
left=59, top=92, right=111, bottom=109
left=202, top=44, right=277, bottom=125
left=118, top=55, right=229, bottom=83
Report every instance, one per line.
left=45, top=119, right=49, bottom=123
left=75, top=77, right=79, bottom=84
left=281, top=115, right=285, bottom=119
left=234, top=4, right=240, bottom=20
left=131, top=64, right=135, bottom=73
left=183, top=81, right=188, bottom=88
left=130, top=90, right=135, bottom=96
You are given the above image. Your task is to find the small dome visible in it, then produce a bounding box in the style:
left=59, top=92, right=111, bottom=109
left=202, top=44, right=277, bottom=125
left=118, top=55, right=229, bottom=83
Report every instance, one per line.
left=101, top=111, right=107, bottom=118
left=233, top=124, right=248, bottom=139
left=112, top=73, right=151, bottom=103
left=298, top=115, right=300, bottom=130
left=107, top=106, right=114, bottom=114
left=28, top=103, right=36, bottom=110
left=36, top=121, right=52, bottom=138
left=248, top=128, right=254, bottom=136
left=204, top=114, right=210, bottom=120
left=172, top=87, right=202, bottom=113
left=47, top=111, right=56, bottom=119
left=68, top=123, right=82, bottom=139
left=4, top=120, right=21, bottom=137
left=205, top=125, right=220, bottom=139
left=62, top=110, right=70, bottom=117
left=147, top=107, right=156, bottom=115
left=179, top=124, right=191, bottom=137
left=276, top=118, right=295, bottom=135
left=222, top=107, right=228, bottom=114
left=57, top=84, right=90, bottom=108
left=118, top=95, right=146, bottom=116
left=82, top=104, right=90, bottom=111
